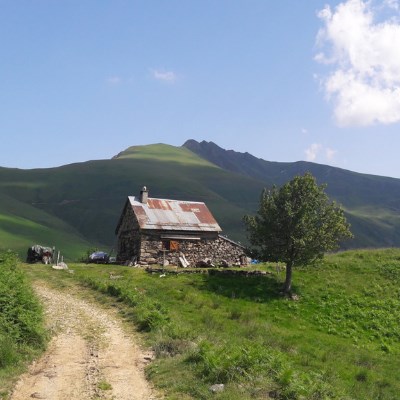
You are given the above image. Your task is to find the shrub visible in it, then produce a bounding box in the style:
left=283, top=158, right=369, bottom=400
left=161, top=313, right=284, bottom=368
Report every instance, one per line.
left=0, top=336, right=17, bottom=368
left=0, top=251, right=46, bottom=371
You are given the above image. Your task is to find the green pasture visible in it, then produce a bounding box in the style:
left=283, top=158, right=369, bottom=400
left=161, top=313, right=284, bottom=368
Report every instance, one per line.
left=20, top=248, right=400, bottom=399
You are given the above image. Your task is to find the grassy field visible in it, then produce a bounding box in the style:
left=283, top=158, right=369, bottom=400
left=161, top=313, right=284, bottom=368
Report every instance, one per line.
left=19, top=248, right=400, bottom=399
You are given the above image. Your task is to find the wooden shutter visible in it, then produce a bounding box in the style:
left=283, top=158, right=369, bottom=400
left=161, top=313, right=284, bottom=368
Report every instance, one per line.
left=170, top=241, right=179, bottom=251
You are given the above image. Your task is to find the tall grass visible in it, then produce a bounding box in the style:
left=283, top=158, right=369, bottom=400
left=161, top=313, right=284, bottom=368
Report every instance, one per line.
left=0, top=251, right=46, bottom=398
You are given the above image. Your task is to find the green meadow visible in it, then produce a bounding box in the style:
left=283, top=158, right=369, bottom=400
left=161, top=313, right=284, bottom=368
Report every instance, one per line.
left=18, top=248, right=400, bottom=400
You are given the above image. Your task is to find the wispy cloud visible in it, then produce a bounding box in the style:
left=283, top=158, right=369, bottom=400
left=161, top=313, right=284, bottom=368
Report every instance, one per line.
left=384, top=0, right=399, bottom=10
left=326, top=147, right=337, bottom=161
left=106, top=76, right=122, bottom=85
left=151, top=69, right=177, bottom=83
left=315, top=0, right=400, bottom=127
left=305, top=144, right=338, bottom=163
left=305, top=143, right=322, bottom=161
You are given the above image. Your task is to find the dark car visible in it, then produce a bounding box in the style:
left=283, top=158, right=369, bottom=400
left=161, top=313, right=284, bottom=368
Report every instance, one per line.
left=88, top=251, right=109, bottom=264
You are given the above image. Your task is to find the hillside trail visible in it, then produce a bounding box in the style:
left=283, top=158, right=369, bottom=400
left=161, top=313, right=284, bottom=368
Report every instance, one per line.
left=10, top=282, right=160, bottom=400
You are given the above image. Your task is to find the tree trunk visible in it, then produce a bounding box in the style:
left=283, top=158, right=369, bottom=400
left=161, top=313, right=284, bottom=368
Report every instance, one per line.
left=283, top=262, right=293, bottom=294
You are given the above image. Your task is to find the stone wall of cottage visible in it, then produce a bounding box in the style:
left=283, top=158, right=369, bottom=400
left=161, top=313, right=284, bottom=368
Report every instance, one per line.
left=116, top=205, right=141, bottom=262
left=139, top=234, right=246, bottom=267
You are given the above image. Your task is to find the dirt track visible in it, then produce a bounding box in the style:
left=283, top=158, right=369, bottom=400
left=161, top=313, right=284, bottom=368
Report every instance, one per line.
left=11, top=284, right=159, bottom=400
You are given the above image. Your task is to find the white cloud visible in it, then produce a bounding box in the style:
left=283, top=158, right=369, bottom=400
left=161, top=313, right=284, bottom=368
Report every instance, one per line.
left=316, top=0, right=400, bottom=126
left=304, top=144, right=338, bottom=163
left=151, top=69, right=177, bottom=83
left=301, top=128, right=308, bottom=134
left=305, top=143, right=322, bottom=161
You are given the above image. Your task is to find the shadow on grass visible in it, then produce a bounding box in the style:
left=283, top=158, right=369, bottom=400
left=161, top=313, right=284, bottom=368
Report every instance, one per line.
left=199, top=272, right=284, bottom=303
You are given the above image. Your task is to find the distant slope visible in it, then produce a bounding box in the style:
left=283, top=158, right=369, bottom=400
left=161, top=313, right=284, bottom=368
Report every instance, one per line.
left=0, top=192, right=92, bottom=259
left=0, top=144, right=266, bottom=257
left=184, top=139, right=400, bottom=248
left=1, top=141, right=399, bottom=256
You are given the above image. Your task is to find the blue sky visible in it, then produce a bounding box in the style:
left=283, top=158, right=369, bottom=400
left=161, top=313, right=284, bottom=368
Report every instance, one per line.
left=1, top=0, right=400, bottom=178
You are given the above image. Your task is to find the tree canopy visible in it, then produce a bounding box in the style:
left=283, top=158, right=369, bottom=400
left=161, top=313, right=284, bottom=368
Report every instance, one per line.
left=244, top=173, right=353, bottom=293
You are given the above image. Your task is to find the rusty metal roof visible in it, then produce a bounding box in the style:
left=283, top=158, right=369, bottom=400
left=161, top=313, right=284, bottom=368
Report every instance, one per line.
left=128, top=196, right=222, bottom=232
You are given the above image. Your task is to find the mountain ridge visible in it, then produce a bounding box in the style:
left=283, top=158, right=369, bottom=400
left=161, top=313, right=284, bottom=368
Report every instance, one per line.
left=0, top=141, right=399, bottom=258
left=183, top=139, right=400, bottom=248
left=183, top=139, right=399, bottom=182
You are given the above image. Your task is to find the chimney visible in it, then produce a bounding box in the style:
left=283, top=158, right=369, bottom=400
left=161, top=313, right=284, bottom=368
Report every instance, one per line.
left=140, top=186, right=148, bottom=203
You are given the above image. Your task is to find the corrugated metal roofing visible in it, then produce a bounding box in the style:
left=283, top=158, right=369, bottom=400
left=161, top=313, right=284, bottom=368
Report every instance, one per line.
left=128, top=196, right=222, bottom=232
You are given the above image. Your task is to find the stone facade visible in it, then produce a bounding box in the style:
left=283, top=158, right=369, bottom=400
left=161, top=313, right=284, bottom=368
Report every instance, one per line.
left=116, top=205, right=141, bottom=262
left=139, top=234, right=246, bottom=266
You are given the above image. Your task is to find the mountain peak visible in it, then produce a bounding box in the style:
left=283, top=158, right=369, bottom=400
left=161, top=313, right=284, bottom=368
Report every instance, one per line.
left=183, top=139, right=222, bottom=151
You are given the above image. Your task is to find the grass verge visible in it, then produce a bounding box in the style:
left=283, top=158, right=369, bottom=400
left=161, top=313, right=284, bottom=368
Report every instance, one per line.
left=0, top=251, right=47, bottom=399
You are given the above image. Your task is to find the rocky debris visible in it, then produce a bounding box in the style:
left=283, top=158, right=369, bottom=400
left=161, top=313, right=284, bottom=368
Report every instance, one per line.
left=52, top=262, right=68, bottom=270
left=145, top=267, right=272, bottom=278
left=109, top=273, right=123, bottom=280
left=208, top=269, right=271, bottom=277
left=196, top=258, right=215, bottom=268
left=220, top=259, right=229, bottom=267
left=209, top=384, right=225, bottom=393
left=30, top=393, right=46, bottom=399
left=290, top=293, right=300, bottom=301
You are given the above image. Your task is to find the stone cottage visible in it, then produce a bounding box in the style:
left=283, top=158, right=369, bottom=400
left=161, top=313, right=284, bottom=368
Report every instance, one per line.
left=115, top=187, right=246, bottom=266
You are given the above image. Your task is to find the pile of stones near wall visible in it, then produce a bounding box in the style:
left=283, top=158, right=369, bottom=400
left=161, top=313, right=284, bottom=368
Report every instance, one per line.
left=140, top=236, right=246, bottom=267
left=145, top=267, right=272, bottom=277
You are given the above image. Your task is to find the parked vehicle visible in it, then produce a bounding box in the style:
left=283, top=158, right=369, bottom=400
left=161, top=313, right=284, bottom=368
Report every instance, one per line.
left=88, top=251, right=109, bottom=264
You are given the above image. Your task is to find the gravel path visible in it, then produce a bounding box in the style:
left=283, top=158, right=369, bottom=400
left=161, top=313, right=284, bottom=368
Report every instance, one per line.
left=10, top=284, right=159, bottom=400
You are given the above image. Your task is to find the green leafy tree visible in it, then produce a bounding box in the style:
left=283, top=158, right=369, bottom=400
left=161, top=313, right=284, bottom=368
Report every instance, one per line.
left=244, top=173, right=353, bottom=294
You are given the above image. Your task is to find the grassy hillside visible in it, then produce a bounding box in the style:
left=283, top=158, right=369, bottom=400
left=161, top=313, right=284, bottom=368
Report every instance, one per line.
left=113, top=143, right=219, bottom=167
left=25, top=248, right=400, bottom=399
left=0, top=193, right=92, bottom=260
left=0, top=144, right=266, bottom=257
left=1, top=141, right=400, bottom=255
